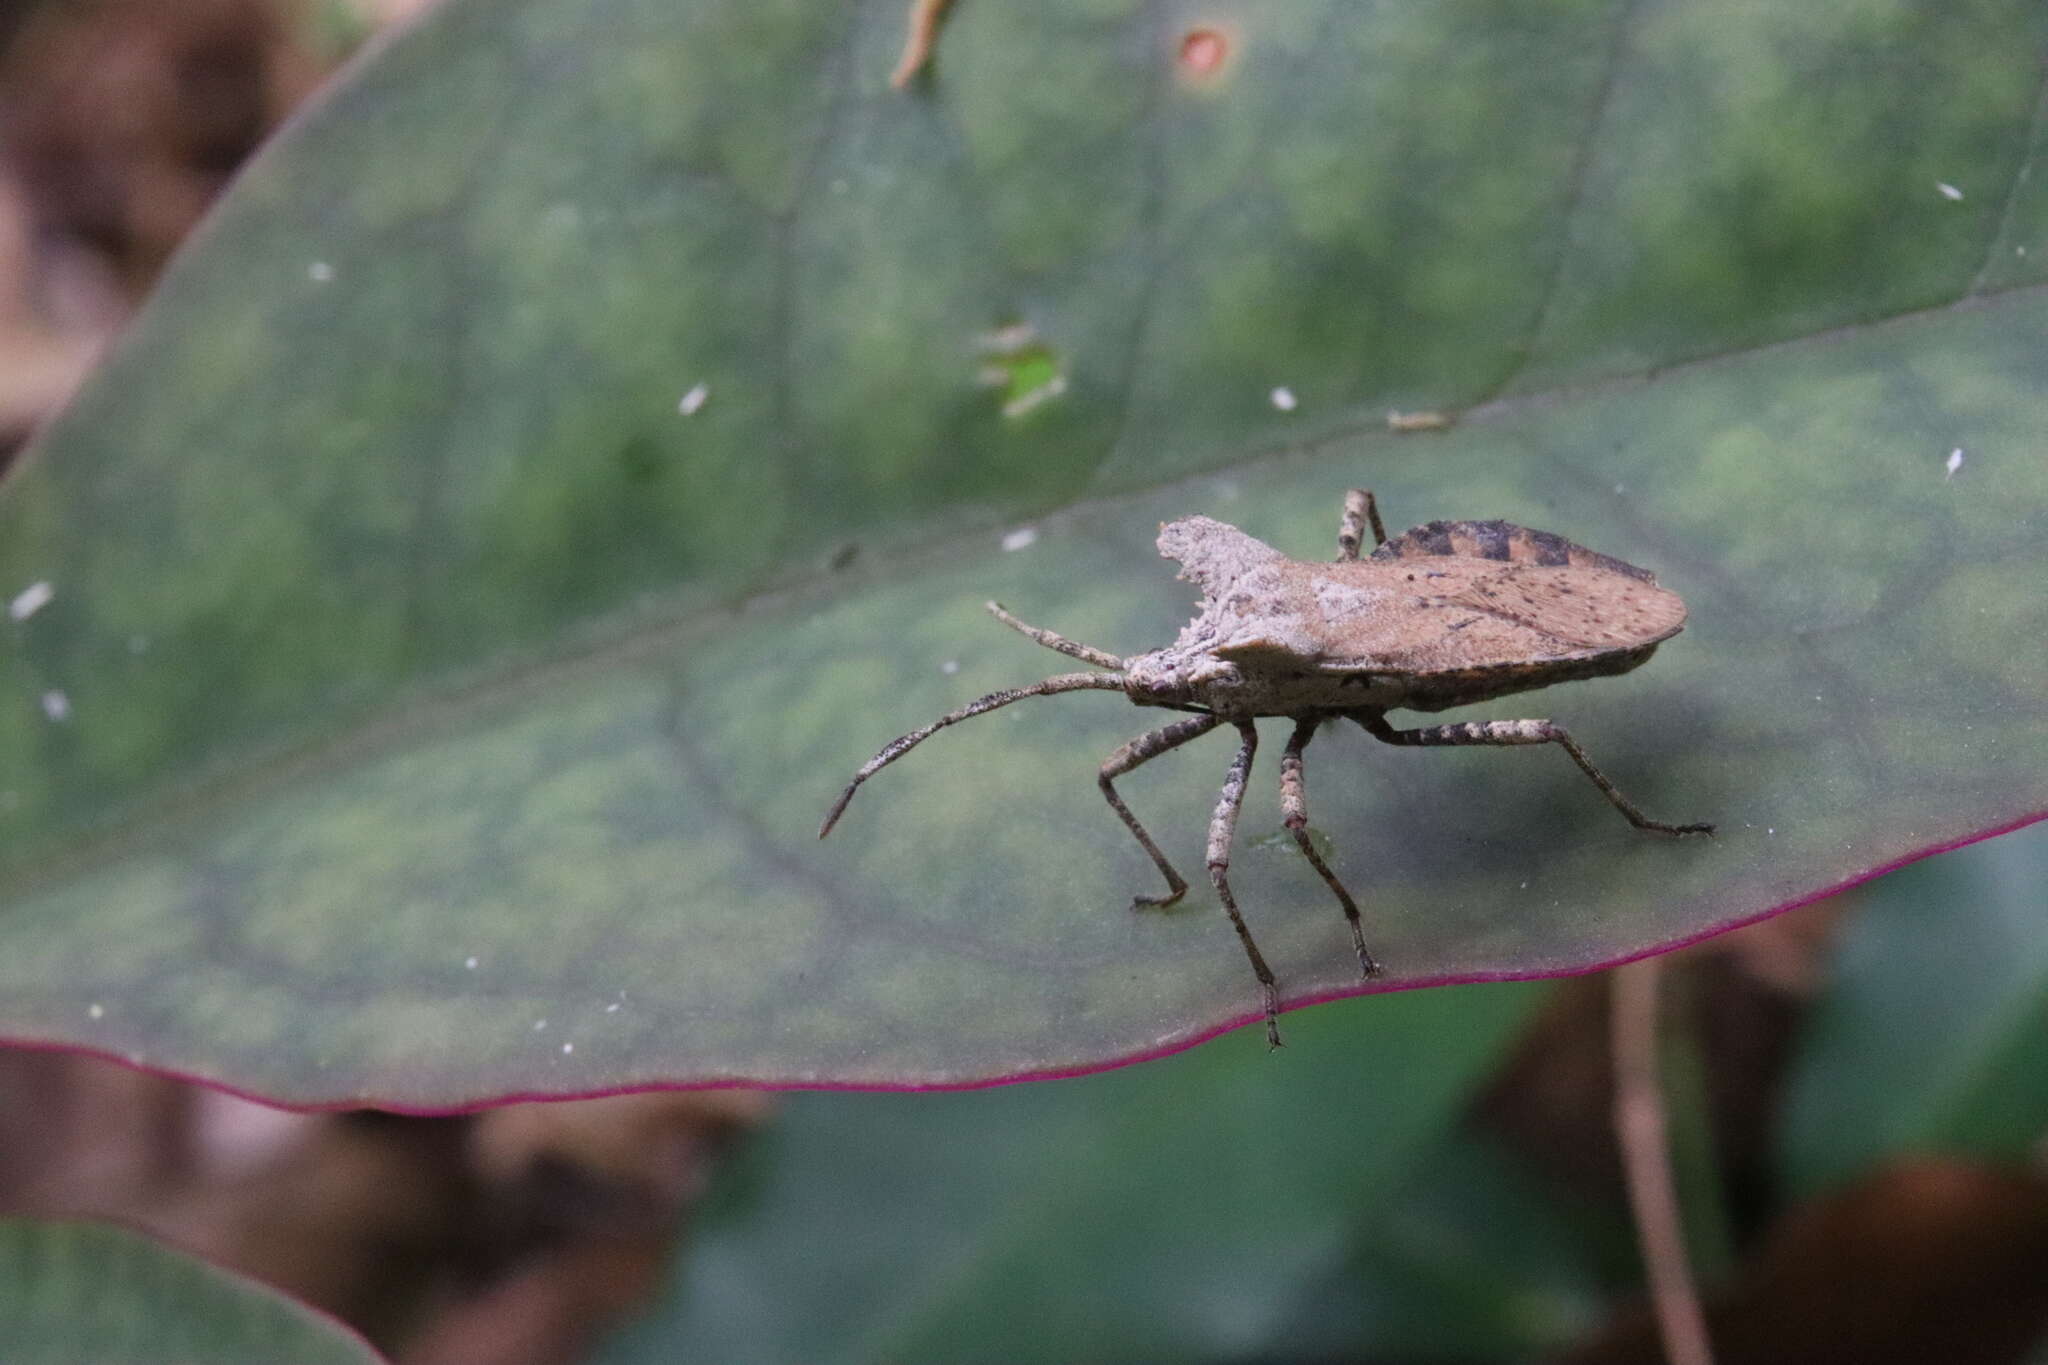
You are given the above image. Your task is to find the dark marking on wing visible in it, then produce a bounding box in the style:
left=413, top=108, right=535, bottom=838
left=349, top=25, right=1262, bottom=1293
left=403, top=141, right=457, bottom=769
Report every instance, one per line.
left=1410, top=523, right=1454, bottom=555
left=1373, top=519, right=1658, bottom=582
left=1515, top=528, right=1572, bottom=566
left=1459, top=520, right=1513, bottom=561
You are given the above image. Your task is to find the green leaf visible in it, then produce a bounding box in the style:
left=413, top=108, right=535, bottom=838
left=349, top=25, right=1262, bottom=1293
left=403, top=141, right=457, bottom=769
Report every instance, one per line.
left=1264, top=1129, right=1622, bottom=1361
left=0, top=1218, right=379, bottom=1365
left=1777, top=821, right=2048, bottom=1197
left=0, top=0, right=2044, bottom=1104
left=593, top=982, right=1548, bottom=1365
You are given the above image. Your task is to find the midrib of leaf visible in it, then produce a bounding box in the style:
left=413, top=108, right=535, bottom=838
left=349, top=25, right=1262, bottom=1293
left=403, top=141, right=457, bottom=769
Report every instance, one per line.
left=1480, top=0, right=1645, bottom=401
left=1967, top=62, right=2048, bottom=293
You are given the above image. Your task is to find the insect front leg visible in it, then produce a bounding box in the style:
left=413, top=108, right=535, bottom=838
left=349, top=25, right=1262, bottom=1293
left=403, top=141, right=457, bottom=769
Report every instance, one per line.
left=1208, top=720, right=1284, bottom=1049
left=1357, top=715, right=1714, bottom=836
left=1335, top=488, right=1388, bottom=561
left=1098, top=713, right=1223, bottom=908
left=1279, top=717, right=1384, bottom=979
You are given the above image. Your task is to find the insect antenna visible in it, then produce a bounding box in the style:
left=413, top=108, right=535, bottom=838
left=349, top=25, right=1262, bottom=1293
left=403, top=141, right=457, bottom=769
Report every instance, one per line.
left=985, top=602, right=1124, bottom=669
left=819, top=671, right=1128, bottom=838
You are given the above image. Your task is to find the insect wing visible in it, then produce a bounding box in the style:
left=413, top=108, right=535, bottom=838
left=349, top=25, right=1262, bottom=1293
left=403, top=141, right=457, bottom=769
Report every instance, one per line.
left=1303, top=557, right=1687, bottom=674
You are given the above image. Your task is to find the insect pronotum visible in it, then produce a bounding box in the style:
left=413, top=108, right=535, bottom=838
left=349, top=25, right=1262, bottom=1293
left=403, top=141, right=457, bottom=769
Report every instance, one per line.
left=820, top=489, right=1713, bottom=1047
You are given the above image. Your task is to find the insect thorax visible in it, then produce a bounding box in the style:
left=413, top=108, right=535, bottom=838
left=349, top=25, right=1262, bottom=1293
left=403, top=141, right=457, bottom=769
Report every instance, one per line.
left=1122, top=646, right=1413, bottom=716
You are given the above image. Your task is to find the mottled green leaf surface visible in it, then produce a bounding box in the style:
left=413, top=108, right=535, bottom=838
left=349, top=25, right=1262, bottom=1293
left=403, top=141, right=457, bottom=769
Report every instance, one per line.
left=0, top=0, right=2044, bottom=1105
left=594, top=983, right=1550, bottom=1365
left=1777, top=820, right=2048, bottom=1196
left=0, top=1219, right=379, bottom=1365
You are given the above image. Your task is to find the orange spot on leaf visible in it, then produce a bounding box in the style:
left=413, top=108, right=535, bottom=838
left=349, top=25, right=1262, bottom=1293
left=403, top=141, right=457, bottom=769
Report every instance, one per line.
left=1178, top=28, right=1228, bottom=79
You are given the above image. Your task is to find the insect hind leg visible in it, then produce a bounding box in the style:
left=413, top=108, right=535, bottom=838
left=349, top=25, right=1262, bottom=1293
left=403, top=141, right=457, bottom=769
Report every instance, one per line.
left=1098, top=713, right=1222, bottom=908
left=1280, top=717, right=1384, bottom=978
left=1356, top=715, right=1714, bottom=836
left=1336, top=489, right=1388, bottom=560
left=1208, top=720, right=1284, bottom=1048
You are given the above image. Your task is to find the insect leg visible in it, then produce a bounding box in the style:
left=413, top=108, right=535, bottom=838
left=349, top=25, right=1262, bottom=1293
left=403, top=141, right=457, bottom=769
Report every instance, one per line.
left=1280, top=717, right=1385, bottom=979
left=1356, top=715, right=1715, bottom=836
left=1209, top=720, right=1284, bottom=1049
left=820, top=672, right=1129, bottom=838
left=1336, top=488, right=1389, bottom=560
left=986, top=602, right=1124, bottom=670
left=1099, top=713, right=1224, bottom=908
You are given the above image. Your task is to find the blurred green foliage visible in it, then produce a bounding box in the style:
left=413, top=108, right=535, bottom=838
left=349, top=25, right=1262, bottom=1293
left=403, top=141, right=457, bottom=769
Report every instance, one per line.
left=0, top=1218, right=377, bottom=1365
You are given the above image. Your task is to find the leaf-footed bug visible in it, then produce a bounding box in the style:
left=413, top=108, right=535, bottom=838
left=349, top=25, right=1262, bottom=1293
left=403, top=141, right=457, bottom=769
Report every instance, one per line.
left=820, top=489, right=1713, bottom=1047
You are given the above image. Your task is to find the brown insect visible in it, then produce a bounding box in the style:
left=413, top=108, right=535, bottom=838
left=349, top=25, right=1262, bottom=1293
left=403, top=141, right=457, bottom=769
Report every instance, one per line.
left=820, top=489, right=1713, bottom=1047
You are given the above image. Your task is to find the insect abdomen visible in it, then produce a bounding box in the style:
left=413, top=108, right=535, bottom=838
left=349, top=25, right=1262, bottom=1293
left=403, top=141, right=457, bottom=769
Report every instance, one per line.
left=1395, top=643, right=1665, bottom=711
left=1373, top=520, right=1657, bottom=583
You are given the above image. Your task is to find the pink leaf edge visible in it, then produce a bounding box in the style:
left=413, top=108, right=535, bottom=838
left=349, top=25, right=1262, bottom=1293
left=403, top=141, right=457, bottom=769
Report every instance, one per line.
left=2, top=810, right=2039, bottom=1115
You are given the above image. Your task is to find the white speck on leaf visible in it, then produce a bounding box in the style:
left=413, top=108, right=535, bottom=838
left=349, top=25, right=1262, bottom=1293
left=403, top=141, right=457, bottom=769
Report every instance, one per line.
left=940, top=659, right=960, bottom=675
left=561, top=1043, right=574, bottom=1055
left=88, top=1003, right=104, bottom=1020
left=308, top=261, right=335, bottom=282
left=1936, top=181, right=1964, bottom=201
left=980, top=322, right=1037, bottom=354
left=533, top=1019, right=547, bottom=1032
left=1945, top=447, right=1964, bottom=479
left=464, top=956, right=479, bottom=970
left=1269, top=386, right=1298, bottom=412
left=605, top=1002, right=621, bottom=1014
left=9, top=581, right=53, bottom=621
left=40, top=690, right=69, bottom=722
left=677, top=382, right=710, bottom=416
left=1001, top=526, right=1039, bottom=553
